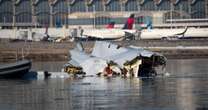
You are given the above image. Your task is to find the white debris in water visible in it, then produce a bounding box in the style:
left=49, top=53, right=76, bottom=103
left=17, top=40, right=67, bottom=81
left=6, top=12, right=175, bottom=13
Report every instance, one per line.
left=37, top=71, right=70, bottom=79
left=164, top=72, right=170, bottom=77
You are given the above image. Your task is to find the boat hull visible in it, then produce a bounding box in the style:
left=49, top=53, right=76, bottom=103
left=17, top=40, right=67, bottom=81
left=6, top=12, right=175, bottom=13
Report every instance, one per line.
left=0, top=60, right=31, bottom=78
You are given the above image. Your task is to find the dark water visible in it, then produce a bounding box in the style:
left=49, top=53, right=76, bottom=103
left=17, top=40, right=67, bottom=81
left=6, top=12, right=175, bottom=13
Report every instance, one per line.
left=0, top=59, right=208, bottom=110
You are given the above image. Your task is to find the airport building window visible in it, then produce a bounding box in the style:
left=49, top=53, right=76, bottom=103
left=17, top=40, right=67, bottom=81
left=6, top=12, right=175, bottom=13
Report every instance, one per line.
left=106, top=0, right=121, bottom=12
left=157, top=0, right=170, bottom=11
left=125, top=0, right=138, bottom=11
left=95, top=16, right=111, bottom=25
left=67, top=17, right=127, bottom=26
left=68, top=18, right=92, bottom=25
left=16, top=0, right=32, bottom=23
left=16, top=13, right=32, bottom=23
left=35, top=0, right=50, bottom=26
left=53, top=13, right=67, bottom=27
left=87, top=5, right=93, bottom=12
left=111, top=17, right=126, bottom=24
left=88, top=0, right=104, bottom=12
left=174, top=0, right=189, bottom=13
left=0, top=0, right=13, bottom=23
left=70, top=0, right=86, bottom=13
left=0, top=0, right=206, bottom=27
left=35, top=0, right=50, bottom=14
left=53, top=0, right=68, bottom=14
left=36, top=13, right=50, bottom=26
left=0, top=13, right=13, bottom=23
left=53, top=0, right=68, bottom=26
left=191, top=0, right=205, bottom=18
left=140, top=0, right=155, bottom=11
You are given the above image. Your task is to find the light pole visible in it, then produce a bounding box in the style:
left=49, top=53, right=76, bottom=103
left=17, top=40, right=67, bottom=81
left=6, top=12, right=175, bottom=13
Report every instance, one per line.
left=49, top=0, right=53, bottom=27
left=12, top=0, right=16, bottom=28
left=3, top=16, right=5, bottom=24
left=93, top=4, right=95, bottom=28
left=170, top=2, right=173, bottom=29
left=68, top=0, right=71, bottom=28
left=31, top=0, right=37, bottom=28
left=137, top=1, right=140, bottom=12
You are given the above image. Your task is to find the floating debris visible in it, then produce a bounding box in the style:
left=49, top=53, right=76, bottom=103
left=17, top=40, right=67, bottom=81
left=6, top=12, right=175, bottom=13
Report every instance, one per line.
left=63, top=41, right=167, bottom=78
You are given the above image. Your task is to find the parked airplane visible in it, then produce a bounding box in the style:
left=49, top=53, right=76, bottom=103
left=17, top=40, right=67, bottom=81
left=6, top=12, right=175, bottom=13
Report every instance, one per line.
left=140, top=24, right=208, bottom=40
left=80, top=29, right=138, bottom=41
left=71, top=14, right=139, bottom=41
left=32, top=27, right=66, bottom=42
left=63, top=41, right=166, bottom=77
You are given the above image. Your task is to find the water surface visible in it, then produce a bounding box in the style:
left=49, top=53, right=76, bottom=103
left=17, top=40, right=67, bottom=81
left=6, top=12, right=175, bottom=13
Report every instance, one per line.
left=0, top=59, right=208, bottom=110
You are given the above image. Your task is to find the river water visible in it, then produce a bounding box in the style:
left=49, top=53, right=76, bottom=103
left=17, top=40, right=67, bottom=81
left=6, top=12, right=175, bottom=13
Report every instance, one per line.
left=0, top=59, right=208, bottom=110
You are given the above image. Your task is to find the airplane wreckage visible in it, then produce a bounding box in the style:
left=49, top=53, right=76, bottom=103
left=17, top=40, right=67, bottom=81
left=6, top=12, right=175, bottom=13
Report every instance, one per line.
left=63, top=41, right=166, bottom=77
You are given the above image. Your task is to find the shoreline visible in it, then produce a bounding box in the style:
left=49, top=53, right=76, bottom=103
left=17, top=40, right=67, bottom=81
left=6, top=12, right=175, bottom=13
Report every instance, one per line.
left=1, top=39, right=208, bottom=62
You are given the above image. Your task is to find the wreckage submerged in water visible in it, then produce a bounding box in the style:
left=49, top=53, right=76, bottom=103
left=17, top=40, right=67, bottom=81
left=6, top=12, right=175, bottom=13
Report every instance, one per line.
left=63, top=41, right=166, bottom=77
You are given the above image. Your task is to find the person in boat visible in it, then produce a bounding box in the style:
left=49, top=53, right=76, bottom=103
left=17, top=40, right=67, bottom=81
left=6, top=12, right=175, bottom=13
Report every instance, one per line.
left=104, top=64, right=113, bottom=77
left=123, top=14, right=135, bottom=30
left=122, top=67, right=128, bottom=77
left=106, top=21, right=115, bottom=29
left=129, top=68, right=134, bottom=77
left=44, top=71, right=51, bottom=79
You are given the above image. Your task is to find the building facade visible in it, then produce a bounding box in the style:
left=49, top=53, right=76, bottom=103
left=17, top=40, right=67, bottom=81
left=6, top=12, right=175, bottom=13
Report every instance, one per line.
left=0, top=0, right=207, bottom=28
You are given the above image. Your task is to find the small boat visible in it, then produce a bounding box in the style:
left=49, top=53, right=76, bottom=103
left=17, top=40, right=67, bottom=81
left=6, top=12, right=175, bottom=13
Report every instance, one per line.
left=0, top=60, right=32, bottom=78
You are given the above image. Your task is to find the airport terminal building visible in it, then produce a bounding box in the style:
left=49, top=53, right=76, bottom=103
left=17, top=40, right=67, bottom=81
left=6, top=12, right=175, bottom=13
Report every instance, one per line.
left=0, top=0, right=208, bottom=28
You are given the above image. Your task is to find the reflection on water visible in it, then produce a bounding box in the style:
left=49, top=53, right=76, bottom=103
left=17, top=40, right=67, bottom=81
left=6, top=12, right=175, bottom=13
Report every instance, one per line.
left=0, top=59, right=208, bottom=110
left=167, top=59, right=208, bottom=78
left=31, top=61, right=67, bottom=72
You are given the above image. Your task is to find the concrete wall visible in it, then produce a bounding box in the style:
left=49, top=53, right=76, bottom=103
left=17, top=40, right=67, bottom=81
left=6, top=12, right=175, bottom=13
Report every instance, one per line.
left=0, top=27, right=70, bottom=40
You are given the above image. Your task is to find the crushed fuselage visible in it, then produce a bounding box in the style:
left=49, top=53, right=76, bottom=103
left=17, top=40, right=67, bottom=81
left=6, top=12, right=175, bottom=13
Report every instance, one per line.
left=64, top=41, right=166, bottom=77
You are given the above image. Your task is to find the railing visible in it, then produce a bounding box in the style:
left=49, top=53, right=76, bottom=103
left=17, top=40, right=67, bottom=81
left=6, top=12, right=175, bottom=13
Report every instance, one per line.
left=166, top=18, right=208, bottom=23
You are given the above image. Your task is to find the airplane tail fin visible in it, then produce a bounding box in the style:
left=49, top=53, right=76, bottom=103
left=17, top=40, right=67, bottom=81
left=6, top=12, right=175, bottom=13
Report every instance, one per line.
left=147, top=24, right=152, bottom=32
left=146, top=18, right=153, bottom=31
left=175, top=26, right=188, bottom=36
